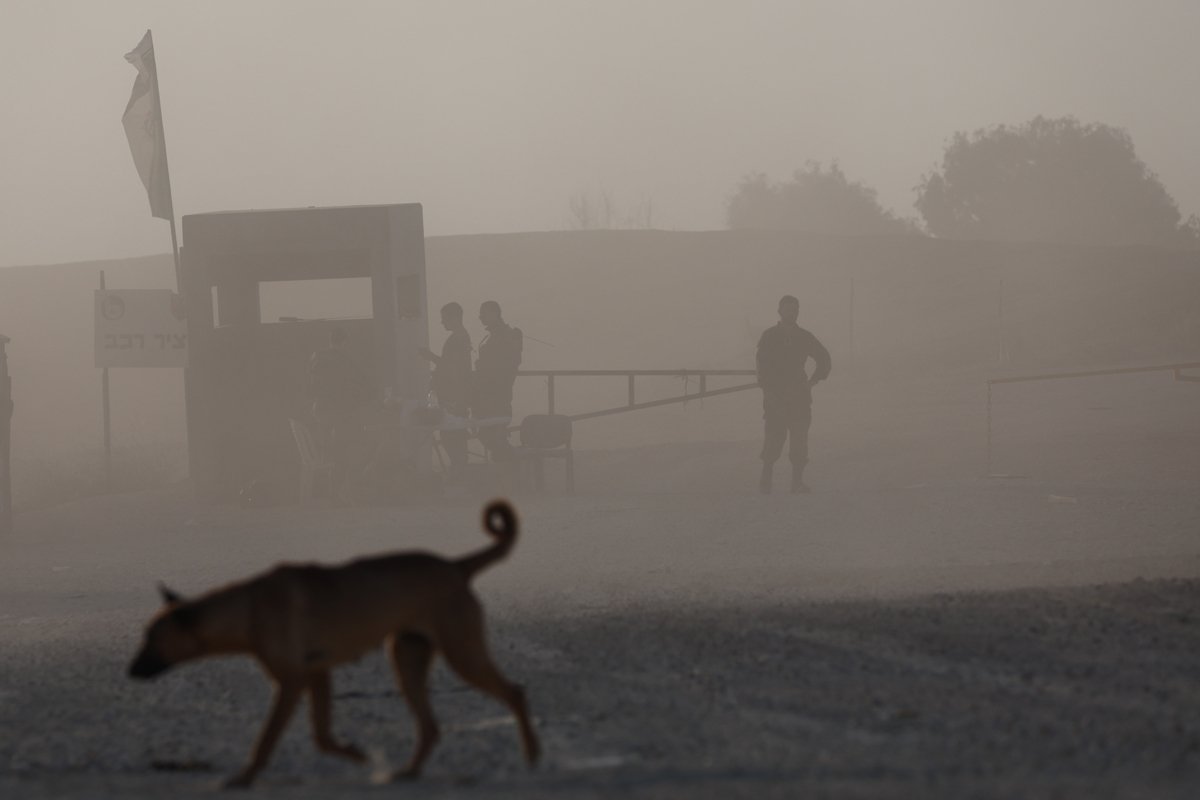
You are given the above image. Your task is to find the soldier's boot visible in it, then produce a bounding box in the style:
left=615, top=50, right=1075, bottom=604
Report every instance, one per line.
left=790, top=467, right=810, bottom=494
left=759, top=463, right=773, bottom=495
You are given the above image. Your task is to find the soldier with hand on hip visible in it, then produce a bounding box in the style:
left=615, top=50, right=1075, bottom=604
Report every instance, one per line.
left=756, top=295, right=831, bottom=494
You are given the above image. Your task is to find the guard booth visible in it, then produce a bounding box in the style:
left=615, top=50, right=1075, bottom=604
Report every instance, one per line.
left=180, top=204, right=428, bottom=502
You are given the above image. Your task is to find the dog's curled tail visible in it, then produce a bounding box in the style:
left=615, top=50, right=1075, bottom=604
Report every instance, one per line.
left=457, top=500, right=520, bottom=580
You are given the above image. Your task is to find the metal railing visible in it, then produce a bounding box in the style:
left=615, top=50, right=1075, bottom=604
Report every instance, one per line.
left=516, top=369, right=759, bottom=422
left=1174, top=366, right=1200, bottom=383
left=985, top=360, right=1200, bottom=475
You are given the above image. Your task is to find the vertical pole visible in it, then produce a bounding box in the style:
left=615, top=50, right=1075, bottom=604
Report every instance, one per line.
left=985, top=380, right=993, bottom=477
left=168, top=217, right=183, bottom=295
left=627, top=374, right=635, bottom=407
left=547, top=374, right=555, bottom=415
left=100, top=271, right=112, bottom=492
left=145, top=31, right=189, bottom=494
left=0, top=334, right=12, bottom=535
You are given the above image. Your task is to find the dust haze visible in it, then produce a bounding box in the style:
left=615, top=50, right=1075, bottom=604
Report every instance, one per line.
left=1, top=2, right=1199, bottom=798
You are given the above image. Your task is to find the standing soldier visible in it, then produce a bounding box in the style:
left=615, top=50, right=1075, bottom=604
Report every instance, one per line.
left=420, top=302, right=473, bottom=483
left=756, top=295, right=831, bottom=494
left=472, top=300, right=523, bottom=462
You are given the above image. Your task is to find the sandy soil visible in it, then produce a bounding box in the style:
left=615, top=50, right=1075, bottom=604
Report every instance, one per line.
left=1, top=371, right=1198, bottom=798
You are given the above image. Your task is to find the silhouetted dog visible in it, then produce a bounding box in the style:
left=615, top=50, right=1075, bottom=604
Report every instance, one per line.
left=129, top=500, right=538, bottom=788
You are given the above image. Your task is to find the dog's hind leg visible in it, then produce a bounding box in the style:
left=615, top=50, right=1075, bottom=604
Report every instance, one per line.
left=223, top=679, right=304, bottom=789
left=388, top=632, right=440, bottom=780
left=436, top=599, right=540, bottom=768
left=307, top=670, right=367, bottom=764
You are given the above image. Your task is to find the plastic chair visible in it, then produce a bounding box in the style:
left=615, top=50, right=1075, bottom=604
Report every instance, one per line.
left=518, top=414, right=574, bottom=493
left=290, top=418, right=336, bottom=505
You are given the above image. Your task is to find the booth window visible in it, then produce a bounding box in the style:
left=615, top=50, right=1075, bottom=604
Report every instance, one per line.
left=260, top=278, right=373, bottom=323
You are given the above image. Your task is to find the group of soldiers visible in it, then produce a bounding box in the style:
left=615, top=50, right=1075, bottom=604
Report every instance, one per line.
left=420, top=300, right=523, bottom=480
left=308, top=294, right=830, bottom=496
left=307, top=300, right=523, bottom=493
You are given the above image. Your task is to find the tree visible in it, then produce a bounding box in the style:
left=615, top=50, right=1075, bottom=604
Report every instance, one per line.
left=567, top=188, right=654, bottom=230
left=915, top=116, right=1199, bottom=248
left=726, top=161, right=917, bottom=235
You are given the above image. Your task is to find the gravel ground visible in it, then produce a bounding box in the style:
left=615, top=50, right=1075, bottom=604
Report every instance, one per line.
left=2, top=371, right=1197, bottom=798
left=1, top=477, right=1198, bottom=799
left=1, top=576, right=1197, bottom=799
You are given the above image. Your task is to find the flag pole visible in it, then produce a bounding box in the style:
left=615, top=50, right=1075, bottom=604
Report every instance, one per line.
left=120, top=29, right=190, bottom=496
left=142, top=30, right=192, bottom=501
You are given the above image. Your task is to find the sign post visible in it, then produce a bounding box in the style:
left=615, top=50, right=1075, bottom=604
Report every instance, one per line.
left=94, top=277, right=189, bottom=490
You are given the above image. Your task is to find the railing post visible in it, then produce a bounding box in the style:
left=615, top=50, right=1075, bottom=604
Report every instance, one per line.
left=0, top=334, right=12, bottom=535
left=628, top=374, right=635, bottom=407
left=547, top=374, right=555, bottom=415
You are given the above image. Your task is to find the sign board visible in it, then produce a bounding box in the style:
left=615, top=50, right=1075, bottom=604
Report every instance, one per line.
left=94, top=289, right=188, bottom=368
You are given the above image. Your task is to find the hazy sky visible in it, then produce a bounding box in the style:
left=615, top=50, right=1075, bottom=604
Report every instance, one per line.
left=2, top=0, right=1199, bottom=268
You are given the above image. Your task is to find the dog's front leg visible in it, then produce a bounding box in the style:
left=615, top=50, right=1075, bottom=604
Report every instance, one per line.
left=223, top=680, right=304, bottom=789
left=307, top=670, right=367, bottom=764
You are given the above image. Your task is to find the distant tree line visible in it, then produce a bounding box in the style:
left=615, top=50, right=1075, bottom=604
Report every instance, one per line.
left=567, top=188, right=655, bottom=231
left=727, top=161, right=917, bottom=236
left=727, top=115, right=1200, bottom=249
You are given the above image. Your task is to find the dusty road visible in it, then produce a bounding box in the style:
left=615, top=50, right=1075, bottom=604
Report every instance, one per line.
left=1, top=370, right=1198, bottom=797
left=1, top=477, right=1198, bottom=799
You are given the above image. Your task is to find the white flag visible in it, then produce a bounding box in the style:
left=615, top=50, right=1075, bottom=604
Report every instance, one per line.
left=122, top=30, right=173, bottom=220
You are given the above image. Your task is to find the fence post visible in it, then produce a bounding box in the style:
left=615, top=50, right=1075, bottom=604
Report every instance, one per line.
left=0, top=334, right=13, bottom=535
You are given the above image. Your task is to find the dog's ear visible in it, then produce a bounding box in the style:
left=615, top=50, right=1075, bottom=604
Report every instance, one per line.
left=157, top=582, right=184, bottom=606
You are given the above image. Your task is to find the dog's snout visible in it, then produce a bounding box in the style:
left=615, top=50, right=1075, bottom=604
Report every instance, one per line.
left=129, top=650, right=169, bottom=680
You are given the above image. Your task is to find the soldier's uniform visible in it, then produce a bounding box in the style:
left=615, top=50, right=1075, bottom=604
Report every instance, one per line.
left=756, top=321, right=831, bottom=492
left=432, top=328, right=472, bottom=476
left=473, top=322, right=523, bottom=461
